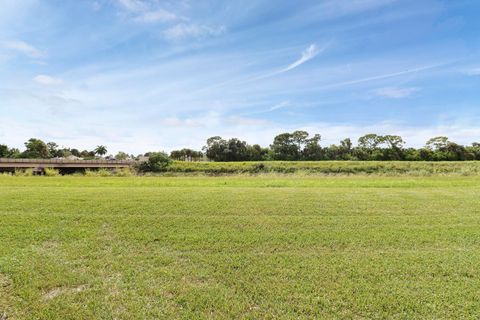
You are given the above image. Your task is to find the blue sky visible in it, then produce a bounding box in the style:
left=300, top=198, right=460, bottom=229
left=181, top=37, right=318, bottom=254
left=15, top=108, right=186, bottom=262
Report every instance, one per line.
left=1, top=0, right=480, bottom=154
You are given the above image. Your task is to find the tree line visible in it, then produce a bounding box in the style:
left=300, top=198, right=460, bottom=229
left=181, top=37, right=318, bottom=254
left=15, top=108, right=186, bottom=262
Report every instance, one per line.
left=196, top=132, right=480, bottom=162
left=0, top=138, right=118, bottom=160
left=2, top=132, right=480, bottom=163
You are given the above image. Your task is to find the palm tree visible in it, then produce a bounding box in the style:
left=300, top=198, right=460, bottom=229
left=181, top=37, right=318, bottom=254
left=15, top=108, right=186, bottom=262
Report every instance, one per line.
left=94, top=145, right=107, bottom=158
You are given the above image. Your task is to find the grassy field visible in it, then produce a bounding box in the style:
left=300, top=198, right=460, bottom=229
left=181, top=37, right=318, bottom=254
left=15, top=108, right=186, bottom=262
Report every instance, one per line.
left=1, top=175, right=480, bottom=319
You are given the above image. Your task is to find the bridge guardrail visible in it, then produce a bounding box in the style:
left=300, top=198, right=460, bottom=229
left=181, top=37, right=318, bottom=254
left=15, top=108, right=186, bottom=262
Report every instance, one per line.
left=0, top=158, right=135, bottom=165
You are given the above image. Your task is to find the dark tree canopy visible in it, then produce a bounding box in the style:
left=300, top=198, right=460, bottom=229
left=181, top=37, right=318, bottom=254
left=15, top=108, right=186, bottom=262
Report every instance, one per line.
left=203, top=137, right=255, bottom=162
left=0, top=144, right=9, bottom=158
left=94, top=145, right=108, bottom=157
left=138, top=152, right=172, bottom=172
left=23, top=138, right=50, bottom=159
left=200, top=133, right=480, bottom=162
left=170, top=148, right=203, bottom=161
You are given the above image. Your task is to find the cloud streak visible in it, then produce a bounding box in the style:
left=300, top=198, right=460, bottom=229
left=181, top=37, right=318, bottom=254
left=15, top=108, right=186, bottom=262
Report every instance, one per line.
left=242, top=43, right=325, bottom=84
left=374, top=87, right=418, bottom=99
left=117, top=0, right=146, bottom=12
left=133, top=9, right=177, bottom=23
left=269, top=101, right=290, bottom=111
left=242, top=101, right=290, bottom=116
left=463, top=68, right=480, bottom=76
left=116, top=0, right=178, bottom=23
left=34, top=75, right=64, bottom=86
left=281, top=44, right=321, bottom=73
left=3, top=40, right=46, bottom=58
left=163, top=24, right=227, bottom=41
left=317, top=63, right=448, bottom=90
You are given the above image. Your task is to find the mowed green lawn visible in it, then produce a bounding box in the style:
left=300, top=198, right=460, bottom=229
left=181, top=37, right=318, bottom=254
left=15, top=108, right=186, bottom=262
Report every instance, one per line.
left=1, top=176, right=480, bottom=319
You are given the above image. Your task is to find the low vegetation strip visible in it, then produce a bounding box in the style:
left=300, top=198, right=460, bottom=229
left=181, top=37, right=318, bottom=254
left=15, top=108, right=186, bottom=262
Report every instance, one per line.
left=168, top=160, right=480, bottom=175
left=4, top=160, right=480, bottom=177
left=1, top=175, right=480, bottom=318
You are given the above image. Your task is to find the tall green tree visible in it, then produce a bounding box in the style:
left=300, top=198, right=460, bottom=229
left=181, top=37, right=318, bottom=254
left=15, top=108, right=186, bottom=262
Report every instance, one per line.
left=358, top=134, right=382, bottom=149
left=204, top=136, right=227, bottom=161
left=94, top=145, right=108, bottom=157
left=381, top=135, right=405, bottom=160
left=23, top=138, right=50, bottom=158
left=115, top=151, right=129, bottom=160
left=292, top=131, right=309, bottom=152
left=138, top=152, right=172, bottom=172
left=246, top=144, right=269, bottom=161
left=225, top=138, right=249, bottom=161
left=47, top=142, right=59, bottom=158
left=340, top=138, right=353, bottom=151
left=70, top=149, right=81, bottom=157
left=426, top=136, right=449, bottom=151
left=303, top=134, right=322, bottom=160
left=271, top=133, right=299, bottom=160
left=203, top=137, right=251, bottom=161
left=0, top=144, right=9, bottom=158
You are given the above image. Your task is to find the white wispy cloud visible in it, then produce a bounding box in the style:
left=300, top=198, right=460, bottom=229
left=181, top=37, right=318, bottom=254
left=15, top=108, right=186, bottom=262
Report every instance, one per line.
left=242, top=101, right=290, bottom=116
left=286, top=0, right=398, bottom=28
left=281, top=44, right=322, bottom=72
left=163, top=24, right=227, bottom=41
left=269, top=101, right=290, bottom=111
left=317, top=63, right=446, bottom=90
left=34, top=75, right=64, bottom=86
left=268, top=43, right=325, bottom=78
left=3, top=40, right=46, bottom=58
left=90, top=1, right=102, bottom=11
left=117, top=0, right=146, bottom=12
left=239, top=101, right=290, bottom=116
left=318, top=0, right=398, bottom=19
left=241, top=43, right=325, bottom=84
left=463, top=68, right=480, bottom=76
left=160, top=117, right=205, bottom=128
left=116, top=0, right=177, bottom=23
left=159, top=113, right=267, bottom=130
left=133, top=9, right=177, bottom=23
left=374, top=87, right=418, bottom=99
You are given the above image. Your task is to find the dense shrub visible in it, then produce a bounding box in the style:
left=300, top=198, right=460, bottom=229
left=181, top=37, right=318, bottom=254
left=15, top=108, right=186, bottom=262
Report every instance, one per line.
left=14, top=169, right=33, bottom=176
left=115, top=167, right=135, bottom=177
left=44, top=167, right=60, bottom=176
left=84, top=168, right=112, bottom=176
left=97, top=168, right=112, bottom=177
left=138, top=152, right=172, bottom=173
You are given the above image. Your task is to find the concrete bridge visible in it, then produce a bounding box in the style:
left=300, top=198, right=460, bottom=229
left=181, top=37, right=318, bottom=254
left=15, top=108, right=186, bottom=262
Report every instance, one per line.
left=0, top=158, right=134, bottom=173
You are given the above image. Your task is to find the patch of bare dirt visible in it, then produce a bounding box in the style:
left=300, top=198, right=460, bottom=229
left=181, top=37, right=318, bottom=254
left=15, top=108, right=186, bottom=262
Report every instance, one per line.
left=43, top=284, right=89, bottom=300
